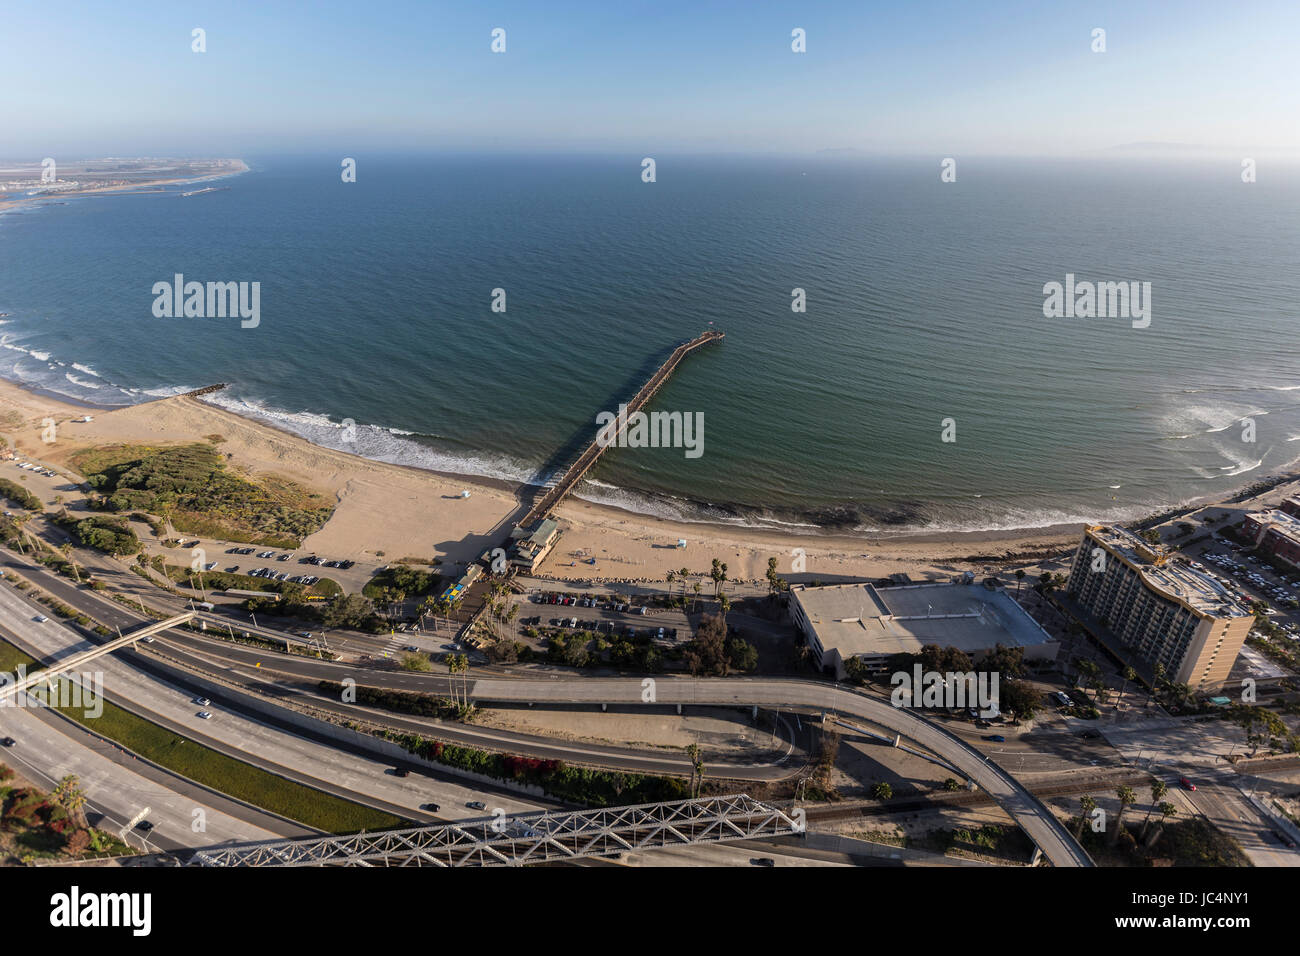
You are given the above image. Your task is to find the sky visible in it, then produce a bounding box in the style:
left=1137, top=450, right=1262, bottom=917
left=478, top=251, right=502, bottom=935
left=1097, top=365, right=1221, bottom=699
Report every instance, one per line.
left=2, top=0, right=1298, bottom=158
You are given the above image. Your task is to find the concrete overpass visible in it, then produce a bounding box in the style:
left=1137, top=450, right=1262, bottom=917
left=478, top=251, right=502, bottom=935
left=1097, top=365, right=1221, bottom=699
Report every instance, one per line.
left=465, top=675, right=1094, bottom=868
left=0, top=612, right=194, bottom=702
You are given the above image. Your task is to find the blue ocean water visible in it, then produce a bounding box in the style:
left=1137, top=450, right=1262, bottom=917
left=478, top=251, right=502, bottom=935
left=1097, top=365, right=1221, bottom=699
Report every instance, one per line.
left=1, top=154, right=1299, bottom=533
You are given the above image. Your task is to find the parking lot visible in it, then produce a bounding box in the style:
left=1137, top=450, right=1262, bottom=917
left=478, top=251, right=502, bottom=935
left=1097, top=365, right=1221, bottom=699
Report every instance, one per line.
left=517, top=590, right=691, bottom=645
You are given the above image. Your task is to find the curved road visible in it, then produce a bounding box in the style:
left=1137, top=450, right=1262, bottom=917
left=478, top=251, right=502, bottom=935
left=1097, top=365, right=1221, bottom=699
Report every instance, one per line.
left=3, top=549, right=1092, bottom=866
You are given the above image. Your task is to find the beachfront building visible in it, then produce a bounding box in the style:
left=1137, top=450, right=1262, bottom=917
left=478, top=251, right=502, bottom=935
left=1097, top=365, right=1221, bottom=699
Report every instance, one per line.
left=1279, top=495, right=1300, bottom=520
left=1241, top=509, right=1300, bottom=569
left=788, top=581, right=1058, bottom=680
left=439, top=563, right=483, bottom=607
left=508, top=518, right=560, bottom=572
left=1064, top=525, right=1251, bottom=691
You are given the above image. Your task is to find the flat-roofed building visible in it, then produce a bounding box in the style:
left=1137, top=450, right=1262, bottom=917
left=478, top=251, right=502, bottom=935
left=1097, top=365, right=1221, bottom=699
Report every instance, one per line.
left=788, top=581, right=1058, bottom=680
left=1279, top=495, right=1300, bottom=520
left=508, top=517, right=560, bottom=572
left=1064, top=525, right=1251, bottom=691
left=1241, top=509, right=1300, bottom=569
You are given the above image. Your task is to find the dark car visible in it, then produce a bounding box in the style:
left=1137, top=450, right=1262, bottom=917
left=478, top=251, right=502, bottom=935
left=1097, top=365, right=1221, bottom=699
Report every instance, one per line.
left=0, top=737, right=14, bottom=747
left=390, top=767, right=409, bottom=778
left=135, top=820, right=154, bottom=832
left=982, top=734, right=1006, bottom=742
left=421, top=802, right=441, bottom=812
left=1079, top=729, right=1101, bottom=740
left=749, top=857, right=775, bottom=867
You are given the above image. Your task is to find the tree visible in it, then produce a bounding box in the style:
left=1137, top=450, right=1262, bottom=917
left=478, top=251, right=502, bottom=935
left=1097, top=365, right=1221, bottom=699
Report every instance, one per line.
left=684, top=613, right=729, bottom=676
left=1076, top=795, right=1097, bottom=838
left=1146, top=802, right=1177, bottom=848
left=1014, top=568, right=1025, bottom=595
left=51, top=774, right=88, bottom=829
left=666, top=569, right=676, bottom=603
left=1111, top=784, right=1136, bottom=845
left=872, top=781, right=892, bottom=800
left=1140, top=779, right=1168, bottom=840
left=766, top=557, right=779, bottom=598
left=685, top=743, right=703, bottom=798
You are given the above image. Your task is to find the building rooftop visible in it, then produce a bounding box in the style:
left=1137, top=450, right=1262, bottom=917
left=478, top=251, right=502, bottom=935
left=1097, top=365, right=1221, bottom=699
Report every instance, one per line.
left=1086, top=525, right=1247, bottom=619
left=791, top=581, right=1054, bottom=660
left=1246, top=508, right=1300, bottom=543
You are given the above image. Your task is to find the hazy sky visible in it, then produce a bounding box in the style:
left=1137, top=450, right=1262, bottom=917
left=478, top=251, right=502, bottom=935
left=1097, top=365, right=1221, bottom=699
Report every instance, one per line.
left=3, top=0, right=1298, bottom=158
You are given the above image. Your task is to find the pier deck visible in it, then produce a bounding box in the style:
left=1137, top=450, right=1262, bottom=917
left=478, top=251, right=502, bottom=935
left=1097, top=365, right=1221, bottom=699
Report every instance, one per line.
left=518, top=329, right=723, bottom=529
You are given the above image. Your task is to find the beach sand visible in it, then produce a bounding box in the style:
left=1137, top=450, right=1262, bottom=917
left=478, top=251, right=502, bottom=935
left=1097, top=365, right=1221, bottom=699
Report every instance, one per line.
left=4, top=379, right=1292, bottom=587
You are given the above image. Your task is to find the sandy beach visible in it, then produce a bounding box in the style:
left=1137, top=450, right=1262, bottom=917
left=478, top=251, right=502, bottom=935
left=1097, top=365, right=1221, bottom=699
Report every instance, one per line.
left=0, top=159, right=249, bottom=213
left=4, top=378, right=1298, bottom=587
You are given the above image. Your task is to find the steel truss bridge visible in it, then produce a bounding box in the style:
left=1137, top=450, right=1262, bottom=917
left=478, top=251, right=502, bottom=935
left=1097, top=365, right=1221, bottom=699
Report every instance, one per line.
left=182, top=794, right=796, bottom=867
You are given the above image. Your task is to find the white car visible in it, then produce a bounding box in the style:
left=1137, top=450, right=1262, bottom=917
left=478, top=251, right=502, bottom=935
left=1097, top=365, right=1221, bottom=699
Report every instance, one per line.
left=197, top=711, right=212, bottom=720
left=193, top=697, right=211, bottom=706
left=33, top=614, right=48, bottom=623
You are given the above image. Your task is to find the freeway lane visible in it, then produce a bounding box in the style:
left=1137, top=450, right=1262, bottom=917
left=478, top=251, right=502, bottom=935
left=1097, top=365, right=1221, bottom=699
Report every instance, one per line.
left=142, top=634, right=1092, bottom=866
left=465, top=677, right=1093, bottom=868
left=2, top=552, right=1091, bottom=866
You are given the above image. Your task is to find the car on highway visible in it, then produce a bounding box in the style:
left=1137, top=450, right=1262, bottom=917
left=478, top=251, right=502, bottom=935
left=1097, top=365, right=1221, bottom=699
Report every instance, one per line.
left=33, top=614, right=48, bottom=623
left=982, top=734, right=1006, bottom=742
left=135, top=820, right=154, bottom=832
left=421, top=802, right=441, bottom=812
left=403, top=645, right=419, bottom=652
left=466, top=800, right=486, bottom=810
left=390, top=767, right=409, bottom=777
left=749, top=857, right=775, bottom=866
left=193, top=697, right=211, bottom=706
left=0, top=737, right=14, bottom=747
left=1179, top=776, right=1196, bottom=791
left=197, top=711, right=212, bottom=720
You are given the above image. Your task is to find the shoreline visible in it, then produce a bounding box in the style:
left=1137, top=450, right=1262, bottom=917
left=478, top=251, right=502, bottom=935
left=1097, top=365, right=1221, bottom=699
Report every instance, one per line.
left=0, top=159, right=250, bottom=214
left=6, top=375, right=1300, bottom=587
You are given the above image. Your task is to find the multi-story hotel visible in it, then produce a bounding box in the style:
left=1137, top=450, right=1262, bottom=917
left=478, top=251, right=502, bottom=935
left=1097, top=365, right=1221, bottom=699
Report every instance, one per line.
left=1065, top=525, right=1252, bottom=690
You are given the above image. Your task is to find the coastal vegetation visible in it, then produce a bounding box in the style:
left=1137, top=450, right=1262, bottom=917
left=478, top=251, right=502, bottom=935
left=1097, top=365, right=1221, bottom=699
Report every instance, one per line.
left=375, top=727, right=690, bottom=807
left=362, top=564, right=443, bottom=602
left=71, top=442, right=332, bottom=548
left=0, top=478, right=43, bottom=512
left=52, top=512, right=141, bottom=556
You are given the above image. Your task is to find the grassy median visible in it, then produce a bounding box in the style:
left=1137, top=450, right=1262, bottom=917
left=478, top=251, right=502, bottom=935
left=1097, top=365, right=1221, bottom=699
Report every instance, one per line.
left=1, top=639, right=403, bottom=834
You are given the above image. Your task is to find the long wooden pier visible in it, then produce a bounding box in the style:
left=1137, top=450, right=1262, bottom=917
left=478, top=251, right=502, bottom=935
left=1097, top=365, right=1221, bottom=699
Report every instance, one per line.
left=518, top=329, right=723, bottom=528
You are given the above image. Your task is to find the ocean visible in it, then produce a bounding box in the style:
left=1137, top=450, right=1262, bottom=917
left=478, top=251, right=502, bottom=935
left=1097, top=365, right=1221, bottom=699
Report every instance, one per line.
left=2, top=153, right=1299, bottom=534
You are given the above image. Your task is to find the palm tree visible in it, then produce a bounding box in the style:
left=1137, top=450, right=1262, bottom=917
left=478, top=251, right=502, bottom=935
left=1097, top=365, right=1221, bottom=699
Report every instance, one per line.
left=1015, top=568, right=1026, bottom=595
left=719, top=593, right=731, bottom=629
left=692, top=581, right=702, bottom=613
left=1076, top=795, right=1097, bottom=838
left=1147, top=802, right=1177, bottom=848
left=58, top=542, right=80, bottom=583
left=1140, top=779, right=1168, bottom=840
left=446, top=653, right=464, bottom=708
left=52, top=774, right=88, bottom=829
left=1111, top=784, right=1136, bottom=845
left=710, top=558, right=721, bottom=597
left=684, top=743, right=705, bottom=798
left=678, top=567, right=689, bottom=602
left=1119, top=665, right=1137, bottom=707
left=666, top=570, right=676, bottom=603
